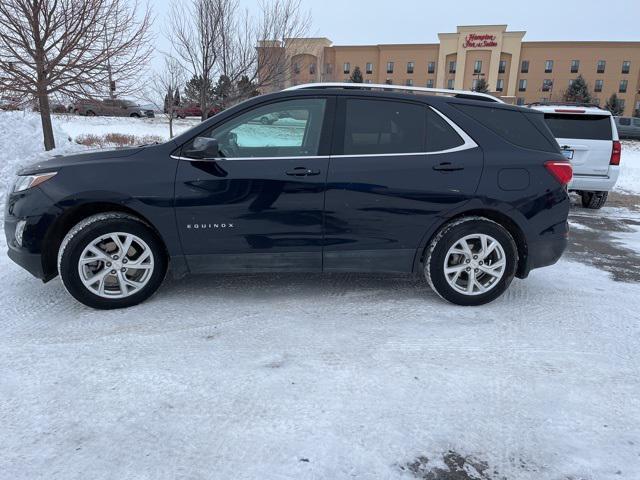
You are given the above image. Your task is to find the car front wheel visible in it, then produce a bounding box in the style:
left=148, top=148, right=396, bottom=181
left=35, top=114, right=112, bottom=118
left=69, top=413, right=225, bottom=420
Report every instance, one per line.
left=58, top=213, right=167, bottom=309
left=424, top=217, right=518, bottom=306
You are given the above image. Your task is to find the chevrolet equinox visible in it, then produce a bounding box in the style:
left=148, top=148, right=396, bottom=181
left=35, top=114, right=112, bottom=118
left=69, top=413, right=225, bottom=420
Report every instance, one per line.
left=4, top=83, right=572, bottom=309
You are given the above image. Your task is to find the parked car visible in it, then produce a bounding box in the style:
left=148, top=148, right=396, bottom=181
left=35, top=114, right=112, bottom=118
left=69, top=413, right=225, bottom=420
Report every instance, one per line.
left=175, top=104, right=222, bottom=119
left=5, top=83, right=572, bottom=309
left=72, top=98, right=154, bottom=118
left=529, top=103, right=620, bottom=209
left=614, top=116, right=640, bottom=140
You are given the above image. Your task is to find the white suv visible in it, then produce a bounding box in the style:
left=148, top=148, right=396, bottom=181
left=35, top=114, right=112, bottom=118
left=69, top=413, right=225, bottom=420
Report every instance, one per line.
left=529, top=103, right=621, bottom=209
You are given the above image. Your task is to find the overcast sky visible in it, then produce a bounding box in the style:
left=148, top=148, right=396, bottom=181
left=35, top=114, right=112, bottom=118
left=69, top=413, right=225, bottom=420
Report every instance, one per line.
left=150, top=0, right=640, bottom=70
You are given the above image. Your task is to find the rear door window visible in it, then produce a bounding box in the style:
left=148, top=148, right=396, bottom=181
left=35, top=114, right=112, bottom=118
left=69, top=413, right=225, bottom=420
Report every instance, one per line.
left=453, top=104, right=558, bottom=152
left=342, top=99, right=426, bottom=155
left=426, top=109, right=465, bottom=152
left=543, top=114, right=612, bottom=140
left=618, top=117, right=631, bottom=126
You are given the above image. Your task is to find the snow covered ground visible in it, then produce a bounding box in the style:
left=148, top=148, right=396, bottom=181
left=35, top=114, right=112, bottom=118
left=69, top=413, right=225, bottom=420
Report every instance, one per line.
left=1, top=111, right=640, bottom=480
left=617, top=140, right=640, bottom=194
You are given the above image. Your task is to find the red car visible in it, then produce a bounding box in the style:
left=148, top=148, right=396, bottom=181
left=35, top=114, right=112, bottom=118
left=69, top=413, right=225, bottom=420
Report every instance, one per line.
left=175, top=104, right=222, bottom=119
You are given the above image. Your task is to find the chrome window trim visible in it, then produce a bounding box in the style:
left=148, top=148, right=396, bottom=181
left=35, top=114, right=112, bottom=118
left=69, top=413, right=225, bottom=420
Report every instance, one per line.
left=171, top=105, right=478, bottom=162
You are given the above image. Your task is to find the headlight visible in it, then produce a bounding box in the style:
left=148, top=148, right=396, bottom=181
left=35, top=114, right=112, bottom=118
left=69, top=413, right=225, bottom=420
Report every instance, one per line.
left=12, top=172, right=57, bottom=193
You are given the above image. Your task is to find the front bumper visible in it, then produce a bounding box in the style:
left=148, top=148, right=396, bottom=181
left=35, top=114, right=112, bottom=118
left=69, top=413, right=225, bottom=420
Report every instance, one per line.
left=4, top=188, right=60, bottom=281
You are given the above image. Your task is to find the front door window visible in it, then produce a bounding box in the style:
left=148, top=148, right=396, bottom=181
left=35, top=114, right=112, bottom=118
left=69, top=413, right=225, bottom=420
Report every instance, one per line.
left=184, top=98, right=326, bottom=159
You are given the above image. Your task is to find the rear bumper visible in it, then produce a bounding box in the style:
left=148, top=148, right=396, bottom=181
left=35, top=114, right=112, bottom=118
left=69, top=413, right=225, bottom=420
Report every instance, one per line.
left=569, top=167, right=619, bottom=192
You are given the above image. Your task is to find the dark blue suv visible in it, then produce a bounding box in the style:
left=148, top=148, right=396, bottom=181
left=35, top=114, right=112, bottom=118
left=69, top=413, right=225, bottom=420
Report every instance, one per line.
left=4, top=84, right=572, bottom=309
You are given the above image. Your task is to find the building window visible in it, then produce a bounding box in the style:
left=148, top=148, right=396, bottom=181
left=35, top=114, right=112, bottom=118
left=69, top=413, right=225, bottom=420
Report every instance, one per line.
left=472, top=79, right=478, bottom=90
left=309, top=63, right=316, bottom=75
left=594, top=79, right=603, bottom=92
left=568, top=79, right=575, bottom=87
left=449, top=61, right=456, bottom=74
left=447, top=78, right=454, bottom=90
left=474, top=60, right=482, bottom=74
left=619, top=99, right=626, bottom=111
left=427, top=62, right=435, bottom=74
left=343, top=62, right=350, bottom=74
left=426, top=79, right=434, bottom=88
left=620, top=80, right=628, bottom=93
left=622, top=61, right=631, bottom=74
left=364, top=79, right=372, bottom=84
left=518, top=79, right=527, bottom=92
left=407, top=61, right=414, bottom=74
left=498, top=60, right=506, bottom=74
left=386, top=61, right=394, bottom=74
left=571, top=60, right=579, bottom=73
left=405, top=79, right=413, bottom=86
left=293, top=62, right=300, bottom=74
left=517, top=97, right=525, bottom=106
left=545, top=60, right=554, bottom=73
left=521, top=60, right=529, bottom=73
left=496, top=79, right=504, bottom=92
left=324, top=63, right=333, bottom=75
left=597, top=60, right=606, bottom=73
left=542, top=79, right=553, bottom=92
left=366, top=62, right=373, bottom=74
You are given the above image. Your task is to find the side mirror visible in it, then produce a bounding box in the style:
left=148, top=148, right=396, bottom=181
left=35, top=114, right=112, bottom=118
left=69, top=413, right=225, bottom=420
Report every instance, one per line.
left=185, top=137, right=220, bottom=160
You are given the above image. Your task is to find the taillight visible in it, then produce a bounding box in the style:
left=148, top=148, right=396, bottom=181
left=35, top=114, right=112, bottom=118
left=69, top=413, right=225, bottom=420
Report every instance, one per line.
left=610, top=140, right=621, bottom=166
left=545, top=161, right=573, bottom=186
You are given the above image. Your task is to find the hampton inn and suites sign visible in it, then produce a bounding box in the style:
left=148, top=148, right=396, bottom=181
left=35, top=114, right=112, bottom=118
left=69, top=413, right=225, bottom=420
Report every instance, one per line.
left=462, top=33, right=498, bottom=48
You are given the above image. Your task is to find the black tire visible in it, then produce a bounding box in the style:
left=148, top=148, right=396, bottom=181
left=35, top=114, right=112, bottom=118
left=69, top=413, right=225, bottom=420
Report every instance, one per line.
left=57, top=213, right=167, bottom=310
left=260, top=116, right=269, bottom=125
left=424, top=217, right=518, bottom=306
left=581, top=191, right=608, bottom=209
left=130, top=113, right=140, bottom=118
left=85, top=110, right=95, bottom=116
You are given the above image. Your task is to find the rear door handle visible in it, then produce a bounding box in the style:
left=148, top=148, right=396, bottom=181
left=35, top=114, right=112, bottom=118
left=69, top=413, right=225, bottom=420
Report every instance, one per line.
left=433, top=162, right=464, bottom=172
left=286, top=167, right=321, bottom=176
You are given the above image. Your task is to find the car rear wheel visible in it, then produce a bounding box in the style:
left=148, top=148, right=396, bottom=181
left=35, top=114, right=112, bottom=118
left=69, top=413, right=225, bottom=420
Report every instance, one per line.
left=85, top=110, right=95, bottom=116
left=58, top=213, right=167, bottom=309
left=581, top=191, right=608, bottom=209
left=424, top=217, right=518, bottom=306
left=130, top=113, right=140, bottom=118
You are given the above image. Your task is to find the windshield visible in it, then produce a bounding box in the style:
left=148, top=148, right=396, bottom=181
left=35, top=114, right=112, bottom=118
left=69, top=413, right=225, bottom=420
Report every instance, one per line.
left=543, top=113, right=612, bottom=140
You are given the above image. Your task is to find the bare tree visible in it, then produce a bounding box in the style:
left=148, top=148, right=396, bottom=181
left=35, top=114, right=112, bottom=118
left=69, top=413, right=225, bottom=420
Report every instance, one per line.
left=167, top=0, right=311, bottom=114
left=0, top=0, right=153, bottom=150
left=168, top=0, right=220, bottom=121
left=148, top=56, right=184, bottom=139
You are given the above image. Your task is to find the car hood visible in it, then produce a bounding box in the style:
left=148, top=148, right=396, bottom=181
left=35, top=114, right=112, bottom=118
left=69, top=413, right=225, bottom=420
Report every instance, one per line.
left=18, top=147, right=146, bottom=175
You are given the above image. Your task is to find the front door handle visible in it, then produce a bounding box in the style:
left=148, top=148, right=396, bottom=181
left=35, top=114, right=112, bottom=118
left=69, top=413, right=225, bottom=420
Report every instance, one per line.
left=433, top=162, right=464, bottom=172
left=286, top=167, right=321, bottom=176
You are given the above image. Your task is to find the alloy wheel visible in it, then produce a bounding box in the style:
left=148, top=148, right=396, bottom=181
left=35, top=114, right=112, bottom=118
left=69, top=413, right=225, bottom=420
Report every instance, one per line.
left=77, top=232, right=155, bottom=299
left=443, top=233, right=506, bottom=296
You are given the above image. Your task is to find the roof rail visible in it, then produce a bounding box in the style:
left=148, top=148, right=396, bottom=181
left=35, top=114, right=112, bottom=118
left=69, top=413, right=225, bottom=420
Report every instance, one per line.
left=284, top=82, right=504, bottom=103
left=527, top=101, right=604, bottom=110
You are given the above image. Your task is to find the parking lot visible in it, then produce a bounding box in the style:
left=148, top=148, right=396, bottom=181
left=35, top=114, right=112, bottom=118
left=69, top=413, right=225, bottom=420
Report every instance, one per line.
left=1, top=114, right=639, bottom=480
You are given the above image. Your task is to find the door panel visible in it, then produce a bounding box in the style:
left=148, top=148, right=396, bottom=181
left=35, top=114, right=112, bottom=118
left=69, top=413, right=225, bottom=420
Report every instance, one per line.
left=323, top=98, right=483, bottom=272
left=174, top=96, right=333, bottom=273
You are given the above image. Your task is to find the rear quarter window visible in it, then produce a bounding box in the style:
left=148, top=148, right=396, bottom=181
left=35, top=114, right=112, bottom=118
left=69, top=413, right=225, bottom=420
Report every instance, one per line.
left=452, top=104, right=558, bottom=153
left=543, top=114, right=612, bottom=140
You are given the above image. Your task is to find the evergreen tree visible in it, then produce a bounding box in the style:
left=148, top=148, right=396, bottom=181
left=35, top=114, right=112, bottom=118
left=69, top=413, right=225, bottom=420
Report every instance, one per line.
left=563, top=75, right=592, bottom=103
left=183, top=75, right=215, bottom=105
left=163, top=90, right=170, bottom=113
left=237, top=75, right=260, bottom=99
left=605, top=93, right=625, bottom=116
left=473, top=77, right=489, bottom=93
left=174, top=87, right=181, bottom=107
left=214, top=75, right=233, bottom=106
left=350, top=66, right=363, bottom=83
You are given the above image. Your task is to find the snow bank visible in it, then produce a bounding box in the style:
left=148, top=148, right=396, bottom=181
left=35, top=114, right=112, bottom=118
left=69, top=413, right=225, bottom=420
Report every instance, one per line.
left=617, top=141, right=640, bottom=194
left=0, top=111, right=82, bottom=202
